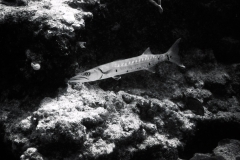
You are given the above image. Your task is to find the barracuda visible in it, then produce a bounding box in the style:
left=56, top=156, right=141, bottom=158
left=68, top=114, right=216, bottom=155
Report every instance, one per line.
left=69, top=38, right=185, bottom=83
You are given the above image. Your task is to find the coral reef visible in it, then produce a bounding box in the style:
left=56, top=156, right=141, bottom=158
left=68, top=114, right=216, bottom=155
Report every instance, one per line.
left=0, top=0, right=94, bottom=99
left=190, top=139, right=240, bottom=160
left=0, top=0, right=240, bottom=159
left=1, top=58, right=240, bottom=159
left=21, top=148, right=44, bottom=160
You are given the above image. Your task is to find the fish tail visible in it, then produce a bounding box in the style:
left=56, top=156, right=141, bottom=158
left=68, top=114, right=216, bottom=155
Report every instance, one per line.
left=166, top=38, right=185, bottom=68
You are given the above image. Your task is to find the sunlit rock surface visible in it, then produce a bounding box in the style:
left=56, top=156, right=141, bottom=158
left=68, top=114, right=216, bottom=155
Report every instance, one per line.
left=1, top=69, right=240, bottom=159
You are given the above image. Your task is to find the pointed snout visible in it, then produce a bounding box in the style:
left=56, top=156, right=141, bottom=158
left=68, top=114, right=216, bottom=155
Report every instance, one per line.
left=68, top=75, right=88, bottom=83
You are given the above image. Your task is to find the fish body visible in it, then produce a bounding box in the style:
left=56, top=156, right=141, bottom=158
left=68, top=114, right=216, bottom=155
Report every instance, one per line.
left=185, top=97, right=204, bottom=116
left=69, top=38, right=185, bottom=83
left=149, top=0, right=163, bottom=13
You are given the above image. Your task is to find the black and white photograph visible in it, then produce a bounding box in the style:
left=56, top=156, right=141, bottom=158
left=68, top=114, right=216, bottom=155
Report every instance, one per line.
left=0, top=0, right=240, bottom=159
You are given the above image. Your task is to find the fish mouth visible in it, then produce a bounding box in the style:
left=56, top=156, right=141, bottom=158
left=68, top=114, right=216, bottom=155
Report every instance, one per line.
left=68, top=76, right=89, bottom=83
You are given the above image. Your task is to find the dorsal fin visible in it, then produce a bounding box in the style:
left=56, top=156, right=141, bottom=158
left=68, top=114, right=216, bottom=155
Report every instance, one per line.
left=142, top=47, right=152, bottom=55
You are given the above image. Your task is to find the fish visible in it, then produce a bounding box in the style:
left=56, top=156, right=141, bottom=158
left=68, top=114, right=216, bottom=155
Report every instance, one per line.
left=148, top=0, right=163, bottom=13
left=69, top=38, right=185, bottom=83
left=185, top=97, right=204, bottom=116
left=182, top=92, right=204, bottom=116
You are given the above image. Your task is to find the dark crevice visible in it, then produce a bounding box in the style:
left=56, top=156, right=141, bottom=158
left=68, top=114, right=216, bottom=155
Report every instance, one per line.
left=0, top=20, right=72, bottom=101
left=179, top=120, right=240, bottom=159
left=0, top=124, right=19, bottom=160
left=128, top=145, right=178, bottom=160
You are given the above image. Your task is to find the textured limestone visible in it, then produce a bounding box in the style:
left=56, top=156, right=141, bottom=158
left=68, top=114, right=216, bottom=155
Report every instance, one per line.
left=1, top=62, right=240, bottom=159
left=190, top=139, right=240, bottom=160
left=1, top=84, right=194, bottom=159
left=20, top=147, right=44, bottom=160
left=213, top=139, right=240, bottom=160
left=0, top=0, right=93, bottom=35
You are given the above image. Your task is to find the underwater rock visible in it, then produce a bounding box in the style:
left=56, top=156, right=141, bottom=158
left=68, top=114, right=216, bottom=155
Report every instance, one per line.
left=190, top=139, right=240, bottom=160
left=206, top=96, right=239, bottom=114
left=184, top=64, right=233, bottom=96
left=20, top=148, right=44, bottom=160
left=184, top=49, right=217, bottom=68
left=68, top=0, right=99, bottom=9
left=0, top=85, right=196, bottom=159
left=230, top=64, right=240, bottom=96
left=122, top=93, right=135, bottom=104
left=0, top=0, right=96, bottom=99
left=183, top=88, right=212, bottom=102
left=185, top=70, right=205, bottom=89
left=1, top=80, right=240, bottom=159
left=184, top=97, right=204, bottom=116
left=16, top=116, right=32, bottom=133
left=0, top=0, right=91, bottom=35
left=207, top=99, right=229, bottom=113
left=190, top=153, right=218, bottom=160
left=203, top=70, right=231, bottom=95
left=142, top=122, right=157, bottom=134
left=0, top=0, right=28, bottom=6
left=213, top=139, right=240, bottom=160
left=83, top=138, right=115, bottom=158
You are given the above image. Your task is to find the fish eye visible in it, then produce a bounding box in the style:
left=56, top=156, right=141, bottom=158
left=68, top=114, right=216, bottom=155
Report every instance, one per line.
left=83, top=72, right=90, bottom=76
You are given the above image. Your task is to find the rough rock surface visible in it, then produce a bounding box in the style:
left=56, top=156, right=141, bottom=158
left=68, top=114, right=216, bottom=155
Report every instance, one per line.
left=1, top=62, right=240, bottom=159
left=0, top=0, right=94, bottom=99
left=21, top=147, right=44, bottom=160
left=0, top=0, right=240, bottom=160
left=213, top=139, right=240, bottom=160
left=3, top=84, right=187, bottom=159
left=190, top=139, right=240, bottom=160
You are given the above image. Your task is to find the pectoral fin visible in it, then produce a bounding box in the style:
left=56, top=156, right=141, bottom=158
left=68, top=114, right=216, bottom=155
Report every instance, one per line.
left=146, top=67, right=156, bottom=73
left=112, top=76, right=121, bottom=80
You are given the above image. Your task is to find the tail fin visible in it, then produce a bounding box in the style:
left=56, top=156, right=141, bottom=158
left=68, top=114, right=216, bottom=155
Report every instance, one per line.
left=166, top=38, right=185, bottom=68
